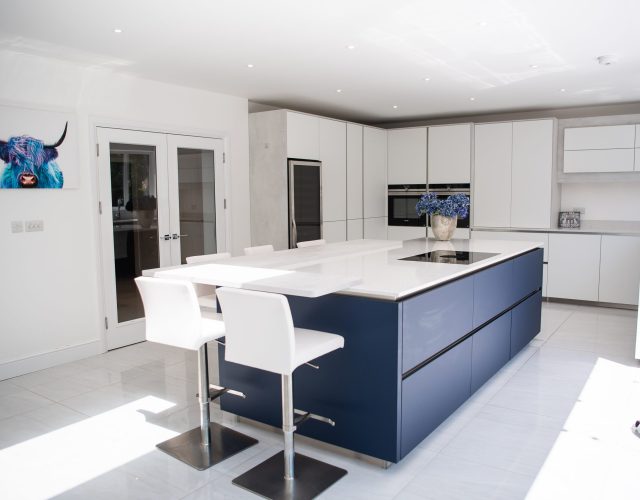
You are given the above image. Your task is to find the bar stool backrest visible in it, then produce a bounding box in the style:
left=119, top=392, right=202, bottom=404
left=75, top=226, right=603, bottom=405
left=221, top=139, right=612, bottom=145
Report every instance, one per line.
left=135, top=277, right=205, bottom=351
left=244, top=245, right=275, bottom=256
left=216, top=288, right=295, bottom=375
left=185, top=252, right=231, bottom=264
left=296, top=239, right=326, bottom=248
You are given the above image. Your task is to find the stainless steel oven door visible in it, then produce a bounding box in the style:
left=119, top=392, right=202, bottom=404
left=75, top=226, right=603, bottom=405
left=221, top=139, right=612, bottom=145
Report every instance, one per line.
left=387, top=186, right=427, bottom=227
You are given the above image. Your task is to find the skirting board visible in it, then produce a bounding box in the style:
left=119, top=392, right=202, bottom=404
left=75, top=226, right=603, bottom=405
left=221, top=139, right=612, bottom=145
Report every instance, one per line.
left=0, top=340, right=104, bottom=381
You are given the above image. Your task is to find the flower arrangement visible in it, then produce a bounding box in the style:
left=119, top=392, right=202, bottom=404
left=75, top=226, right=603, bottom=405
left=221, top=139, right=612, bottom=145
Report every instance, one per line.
left=416, top=193, right=470, bottom=219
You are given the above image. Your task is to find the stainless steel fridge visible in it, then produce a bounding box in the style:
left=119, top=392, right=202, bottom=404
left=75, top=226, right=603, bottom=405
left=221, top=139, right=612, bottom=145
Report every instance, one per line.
left=288, top=159, right=322, bottom=248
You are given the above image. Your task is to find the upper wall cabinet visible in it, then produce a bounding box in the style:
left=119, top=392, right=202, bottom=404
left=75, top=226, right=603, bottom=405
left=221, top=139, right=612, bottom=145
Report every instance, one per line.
left=347, top=123, right=364, bottom=220
left=319, top=118, right=347, bottom=222
left=563, top=124, right=636, bottom=173
left=387, top=128, right=427, bottom=184
left=428, top=124, right=471, bottom=184
left=286, top=112, right=319, bottom=160
left=364, top=126, right=388, bottom=218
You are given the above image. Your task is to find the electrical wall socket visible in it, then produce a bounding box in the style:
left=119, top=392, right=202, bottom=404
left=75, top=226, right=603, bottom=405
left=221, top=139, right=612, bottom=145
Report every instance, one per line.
left=11, top=220, right=24, bottom=233
left=25, top=220, right=44, bottom=232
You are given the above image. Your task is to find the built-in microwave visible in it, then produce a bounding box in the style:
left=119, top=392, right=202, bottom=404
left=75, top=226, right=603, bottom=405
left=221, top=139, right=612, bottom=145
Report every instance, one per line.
left=387, top=184, right=427, bottom=227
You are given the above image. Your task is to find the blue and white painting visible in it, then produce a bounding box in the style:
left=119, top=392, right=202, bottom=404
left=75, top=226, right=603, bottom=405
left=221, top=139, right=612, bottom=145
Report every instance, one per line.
left=0, top=106, right=77, bottom=189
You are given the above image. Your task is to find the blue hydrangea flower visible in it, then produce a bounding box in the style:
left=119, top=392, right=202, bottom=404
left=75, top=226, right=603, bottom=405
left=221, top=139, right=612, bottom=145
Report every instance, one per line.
left=416, top=192, right=469, bottom=218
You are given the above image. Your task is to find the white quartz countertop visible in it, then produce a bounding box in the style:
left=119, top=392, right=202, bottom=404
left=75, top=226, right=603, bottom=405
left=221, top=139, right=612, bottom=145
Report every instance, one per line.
left=148, top=238, right=542, bottom=301
left=474, top=220, right=640, bottom=236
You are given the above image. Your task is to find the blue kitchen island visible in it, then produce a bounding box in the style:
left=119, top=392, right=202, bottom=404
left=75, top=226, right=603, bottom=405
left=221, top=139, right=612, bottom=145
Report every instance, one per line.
left=217, top=239, right=543, bottom=463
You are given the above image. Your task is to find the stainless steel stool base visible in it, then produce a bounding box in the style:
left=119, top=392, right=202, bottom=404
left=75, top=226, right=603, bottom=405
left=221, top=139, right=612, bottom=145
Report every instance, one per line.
left=156, top=422, right=258, bottom=471
left=232, top=450, right=347, bottom=499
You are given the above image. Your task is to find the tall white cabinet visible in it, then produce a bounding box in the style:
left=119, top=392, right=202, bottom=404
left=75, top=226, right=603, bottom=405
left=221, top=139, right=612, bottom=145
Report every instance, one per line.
left=428, top=123, right=472, bottom=184
left=319, top=118, right=346, bottom=242
left=387, top=128, right=427, bottom=184
left=473, top=119, right=556, bottom=229
left=347, top=123, right=364, bottom=240
left=363, top=126, right=388, bottom=238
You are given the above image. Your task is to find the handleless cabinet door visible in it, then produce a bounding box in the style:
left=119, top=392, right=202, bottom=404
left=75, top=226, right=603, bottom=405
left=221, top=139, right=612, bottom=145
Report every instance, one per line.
left=322, top=220, right=347, bottom=243
left=347, top=218, right=363, bottom=240
left=511, top=120, right=554, bottom=229
left=599, top=235, right=640, bottom=305
left=363, top=217, right=387, bottom=239
left=347, top=123, right=364, bottom=219
left=319, top=118, right=346, bottom=222
left=286, top=112, right=319, bottom=160
left=547, top=233, right=601, bottom=301
left=428, top=123, right=471, bottom=184
left=363, top=127, right=388, bottom=218
left=473, top=123, right=512, bottom=228
left=387, top=128, right=427, bottom=184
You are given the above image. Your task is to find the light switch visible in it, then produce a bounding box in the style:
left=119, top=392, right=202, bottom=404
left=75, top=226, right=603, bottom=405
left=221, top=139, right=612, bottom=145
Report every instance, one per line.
left=25, top=220, right=44, bottom=232
left=11, top=220, right=24, bottom=233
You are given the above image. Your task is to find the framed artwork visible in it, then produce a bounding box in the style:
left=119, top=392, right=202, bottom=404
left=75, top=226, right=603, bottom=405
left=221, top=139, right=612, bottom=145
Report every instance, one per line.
left=558, top=211, right=581, bottom=229
left=0, top=105, right=78, bottom=189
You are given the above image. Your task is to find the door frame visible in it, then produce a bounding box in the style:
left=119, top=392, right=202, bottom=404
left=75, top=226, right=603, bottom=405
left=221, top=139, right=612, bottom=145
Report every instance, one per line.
left=92, top=120, right=230, bottom=351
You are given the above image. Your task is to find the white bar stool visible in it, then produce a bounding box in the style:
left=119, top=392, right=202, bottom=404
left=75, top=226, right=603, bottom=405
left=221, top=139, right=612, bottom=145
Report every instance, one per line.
left=185, top=252, right=231, bottom=311
left=135, top=277, right=258, bottom=470
left=244, top=244, right=275, bottom=256
left=296, top=239, right=326, bottom=248
left=216, top=287, right=347, bottom=499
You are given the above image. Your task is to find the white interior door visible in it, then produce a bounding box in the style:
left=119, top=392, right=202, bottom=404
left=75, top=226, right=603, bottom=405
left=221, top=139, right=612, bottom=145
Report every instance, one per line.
left=97, top=128, right=170, bottom=350
left=98, top=129, right=227, bottom=350
left=166, top=135, right=227, bottom=264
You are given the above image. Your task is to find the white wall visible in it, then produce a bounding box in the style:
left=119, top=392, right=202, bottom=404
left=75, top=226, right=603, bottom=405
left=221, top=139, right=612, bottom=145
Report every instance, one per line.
left=561, top=182, right=640, bottom=221
left=0, top=49, right=250, bottom=378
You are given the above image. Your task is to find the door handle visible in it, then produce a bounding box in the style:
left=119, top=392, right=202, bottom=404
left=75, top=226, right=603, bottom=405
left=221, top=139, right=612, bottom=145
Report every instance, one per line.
left=172, top=233, right=188, bottom=239
left=161, top=234, right=171, bottom=241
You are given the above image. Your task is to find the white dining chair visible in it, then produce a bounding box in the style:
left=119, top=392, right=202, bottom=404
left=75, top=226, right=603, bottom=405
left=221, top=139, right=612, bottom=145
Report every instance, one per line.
left=216, top=287, right=347, bottom=498
left=296, top=239, right=326, bottom=248
left=185, top=252, right=231, bottom=311
left=134, top=277, right=257, bottom=470
left=243, top=244, right=274, bottom=256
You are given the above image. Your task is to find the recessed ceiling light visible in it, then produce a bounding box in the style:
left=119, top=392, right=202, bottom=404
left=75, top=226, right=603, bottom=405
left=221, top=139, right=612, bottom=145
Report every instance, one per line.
left=424, top=77, right=431, bottom=82
left=346, top=45, right=356, bottom=50
left=560, top=88, right=566, bottom=92
left=478, top=21, right=488, bottom=27
left=530, top=64, right=538, bottom=69
left=113, top=28, right=123, bottom=33
left=247, top=64, right=254, bottom=68
left=469, top=97, right=476, bottom=101
left=336, top=89, right=343, bottom=93
left=393, top=105, right=398, bottom=109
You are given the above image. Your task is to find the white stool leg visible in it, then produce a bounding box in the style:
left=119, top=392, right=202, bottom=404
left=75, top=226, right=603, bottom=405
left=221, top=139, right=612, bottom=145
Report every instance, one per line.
left=198, top=344, right=212, bottom=447
left=282, top=374, right=295, bottom=480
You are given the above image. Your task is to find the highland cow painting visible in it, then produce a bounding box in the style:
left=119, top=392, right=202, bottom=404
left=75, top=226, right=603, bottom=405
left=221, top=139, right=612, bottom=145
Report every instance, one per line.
left=0, top=106, right=78, bottom=189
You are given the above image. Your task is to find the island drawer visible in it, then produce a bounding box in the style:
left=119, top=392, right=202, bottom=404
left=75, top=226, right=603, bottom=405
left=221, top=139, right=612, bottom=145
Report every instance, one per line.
left=400, top=337, right=472, bottom=458
left=511, top=290, right=542, bottom=357
left=471, top=311, right=511, bottom=393
left=473, top=259, right=514, bottom=327
left=402, top=278, right=473, bottom=373
left=512, top=248, right=543, bottom=302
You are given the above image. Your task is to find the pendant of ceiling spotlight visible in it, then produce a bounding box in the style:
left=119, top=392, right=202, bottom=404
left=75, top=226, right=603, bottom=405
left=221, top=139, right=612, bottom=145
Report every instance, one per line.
left=596, top=55, right=617, bottom=66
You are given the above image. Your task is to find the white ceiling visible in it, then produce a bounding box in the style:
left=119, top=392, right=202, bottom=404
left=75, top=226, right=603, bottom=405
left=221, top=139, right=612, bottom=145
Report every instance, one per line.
left=1, top=0, right=639, bottom=123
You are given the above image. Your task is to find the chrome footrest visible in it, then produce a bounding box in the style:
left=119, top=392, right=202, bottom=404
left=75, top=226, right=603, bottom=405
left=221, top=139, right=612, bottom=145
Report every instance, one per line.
left=196, top=384, right=246, bottom=401
left=294, top=409, right=335, bottom=427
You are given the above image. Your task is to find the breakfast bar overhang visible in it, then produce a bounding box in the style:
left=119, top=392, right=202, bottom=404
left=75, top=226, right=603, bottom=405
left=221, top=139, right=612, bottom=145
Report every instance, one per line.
left=158, top=238, right=544, bottom=464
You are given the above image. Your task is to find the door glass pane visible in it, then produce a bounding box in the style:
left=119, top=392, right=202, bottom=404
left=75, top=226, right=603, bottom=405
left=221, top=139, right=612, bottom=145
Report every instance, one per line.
left=110, top=143, right=159, bottom=323
left=292, top=163, right=321, bottom=244
left=176, top=148, right=216, bottom=264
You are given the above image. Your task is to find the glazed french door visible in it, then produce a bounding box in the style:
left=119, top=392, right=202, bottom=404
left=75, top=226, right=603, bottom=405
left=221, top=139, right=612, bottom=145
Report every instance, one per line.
left=97, top=128, right=226, bottom=350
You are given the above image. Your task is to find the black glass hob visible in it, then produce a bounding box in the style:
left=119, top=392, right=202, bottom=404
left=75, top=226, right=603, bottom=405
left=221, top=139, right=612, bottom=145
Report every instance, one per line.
left=400, top=250, right=499, bottom=265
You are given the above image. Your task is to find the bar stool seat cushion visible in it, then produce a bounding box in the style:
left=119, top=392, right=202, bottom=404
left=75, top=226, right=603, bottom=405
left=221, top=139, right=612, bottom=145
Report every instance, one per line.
left=293, top=328, right=344, bottom=369
left=201, top=311, right=226, bottom=344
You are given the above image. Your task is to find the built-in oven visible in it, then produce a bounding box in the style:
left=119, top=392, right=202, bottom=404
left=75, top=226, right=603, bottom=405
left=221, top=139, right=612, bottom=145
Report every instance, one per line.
left=427, top=183, right=471, bottom=228
left=387, top=184, right=427, bottom=227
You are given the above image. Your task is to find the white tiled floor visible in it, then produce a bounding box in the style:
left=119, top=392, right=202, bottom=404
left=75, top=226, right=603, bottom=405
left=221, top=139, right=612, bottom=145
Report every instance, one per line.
left=1, top=302, right=639, bottom=499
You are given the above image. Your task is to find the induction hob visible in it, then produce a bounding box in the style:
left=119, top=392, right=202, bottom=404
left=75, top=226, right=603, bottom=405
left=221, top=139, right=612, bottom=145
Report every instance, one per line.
left=400, top=250, right=498, bottom=265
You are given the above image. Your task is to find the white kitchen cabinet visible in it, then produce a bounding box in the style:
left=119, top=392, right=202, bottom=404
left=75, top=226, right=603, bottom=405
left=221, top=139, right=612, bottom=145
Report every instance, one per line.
left=322, top=220, right=347, bottom=243
left=564, top=125, right=635, bottom=150
left=564, top=149, right=635, bottom=173
left=347, top=123, right=363, bottom=219
left=363, top=126, right=388, bottom=218
left=364, top=217, right=387, bottom=239
left=286, top=112, right=319, bottom=159
left=347, top=219, right=363, bottom=240
left=547, top=233, right=601, bottom=301
left=388, top=226, right=425, bottom=241
left=599, top=235, right=640, bottom=305
left=473, top=122, right=512, bottom=228
left=428, top=123, right=471, bottom=184
left=319, top=118, right=346, bottom=222
left=387, top=128, right=427, bottom=184
left=511, top=120, right=554, bottom=228
left=471, top=230, right=549, bottom=261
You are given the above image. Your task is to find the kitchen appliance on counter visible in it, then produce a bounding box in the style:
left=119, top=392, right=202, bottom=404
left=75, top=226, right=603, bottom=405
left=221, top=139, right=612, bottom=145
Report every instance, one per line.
left=400, top=250, right=497, bottom=265
left=427, top=183, right=471, bottom=230
left=388, top=184, right=427, bottom=227
left=288, top=159, right=322, bottom=248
